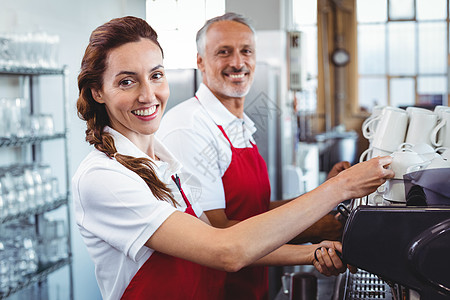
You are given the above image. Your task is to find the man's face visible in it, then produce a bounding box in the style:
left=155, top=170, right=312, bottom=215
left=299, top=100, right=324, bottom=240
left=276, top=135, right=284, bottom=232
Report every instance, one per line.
left=197, top=20, right=256, bottom=101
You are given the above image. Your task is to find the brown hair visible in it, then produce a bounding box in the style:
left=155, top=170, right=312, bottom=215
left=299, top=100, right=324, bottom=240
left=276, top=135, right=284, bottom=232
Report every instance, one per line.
left=77, top=16, right=177, bottom=206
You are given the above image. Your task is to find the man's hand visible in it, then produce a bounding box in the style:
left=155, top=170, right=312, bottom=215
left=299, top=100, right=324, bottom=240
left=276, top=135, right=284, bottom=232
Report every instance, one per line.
left=312, top=241, right=357, bottom=276
left=327, top=161, right=351, bottom=180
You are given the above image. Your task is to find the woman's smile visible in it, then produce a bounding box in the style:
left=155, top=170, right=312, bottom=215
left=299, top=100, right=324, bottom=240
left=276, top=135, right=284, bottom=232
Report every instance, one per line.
left=132, top=105, right=159, bottom=120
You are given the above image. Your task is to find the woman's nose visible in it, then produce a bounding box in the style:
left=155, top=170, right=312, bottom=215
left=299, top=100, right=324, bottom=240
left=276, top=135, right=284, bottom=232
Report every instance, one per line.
left=138, top=81, right=155, bottom=103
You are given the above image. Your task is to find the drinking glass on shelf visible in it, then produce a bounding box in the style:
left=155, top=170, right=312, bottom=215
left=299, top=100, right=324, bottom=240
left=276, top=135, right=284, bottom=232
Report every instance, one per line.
left=0, top=33, right=18, bottom=68
left=29, top=115, right=41, bottom=137
left=1, top=173, right=19, bottom=216
left=33, top=31, right=46, bottom=69
left=0, top=194, right=6, bottom=219
left=0, top=98, right=10, bottom=138
left=0, top=31, right=60, bottom=69
left=11, top=169, right=29, bottom=214
left=38, top=114, right=54, bottom=136
left=40, top=218, right=67, bottom=263
left=0, top=240, right=12, bottom=294
left=16, top=33, right=30, bottom=68
left=48, top=34, right=60, bottom=68
left=7, top=98, right=29, bottom=138
left=20, top=236, right=38, bottom=276
left=50, top=177, right=60, bottom=201
left=37, top=164, right=53, bottom=204
left=0, top=34, right=13, bottom=67
left=30, top=167, right=45, bottom=207
left=38, top=164, right=52, bottom=180
left=23, top=167, right=37, bottom=210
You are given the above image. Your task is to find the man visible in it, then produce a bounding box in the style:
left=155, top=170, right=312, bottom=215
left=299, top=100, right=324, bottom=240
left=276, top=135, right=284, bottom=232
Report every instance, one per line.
left=158, top=12, right=348, bottom=300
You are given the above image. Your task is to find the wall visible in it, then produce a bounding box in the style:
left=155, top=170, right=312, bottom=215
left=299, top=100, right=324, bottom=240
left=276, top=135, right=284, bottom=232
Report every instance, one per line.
left=0, top=1, right=145, bottom=299
left=226, top=0, right=284, bottom=30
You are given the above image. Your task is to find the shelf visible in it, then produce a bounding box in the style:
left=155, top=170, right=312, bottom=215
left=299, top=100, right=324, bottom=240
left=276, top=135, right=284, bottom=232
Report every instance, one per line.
left=0, top=66, right=66, bottom=76
left=0, top=132, right=66, bottom=148
left=0, top=257, right=72, bottom=300
left=0, top=63, right=73, bottom=299
left=0, top=196, right=69, bottom=224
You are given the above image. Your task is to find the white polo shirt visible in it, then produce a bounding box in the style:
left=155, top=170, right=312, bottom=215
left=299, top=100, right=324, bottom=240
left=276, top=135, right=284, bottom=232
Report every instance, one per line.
left=72, top=126, right=203, bottom=300
left=157, top=83, right=257, bottom=211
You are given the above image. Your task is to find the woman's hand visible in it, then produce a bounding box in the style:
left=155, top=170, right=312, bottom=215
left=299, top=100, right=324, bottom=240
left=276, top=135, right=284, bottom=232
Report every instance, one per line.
left=312, top=240, right=357, bottom=276
left=332, top=156, right=395, bottom=201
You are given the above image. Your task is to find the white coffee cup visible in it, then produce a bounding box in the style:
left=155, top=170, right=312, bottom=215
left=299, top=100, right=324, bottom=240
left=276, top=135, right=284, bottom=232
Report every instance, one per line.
left=379, top=178, right=408, bottom=202
left=406, top=106, right=432, bottom=115
left=371, top=107, right=408, bottom=152
left=434, top=105, right=449, bottom=119
left=359, top=147, right=392, bottom=163
left=362, top=105, right=386, bottom=140
left=405, top=107, right=437, bottom=146
left=407, top=155, right=450, bottom=173
left=397, top=142, right=437, bottom=161
left=389, top=149, right=427, bottom=179
left=436, top=147, right=450, bottom=161
left=430, top=109, right=450, bottom=148
left=367, top=191, right=388, bottom=206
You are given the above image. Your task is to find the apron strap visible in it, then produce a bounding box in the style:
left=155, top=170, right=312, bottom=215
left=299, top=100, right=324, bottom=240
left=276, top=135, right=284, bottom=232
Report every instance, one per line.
left=217, top=125, right=235, bottom=149
left=171, top=174, right=192, bottom=207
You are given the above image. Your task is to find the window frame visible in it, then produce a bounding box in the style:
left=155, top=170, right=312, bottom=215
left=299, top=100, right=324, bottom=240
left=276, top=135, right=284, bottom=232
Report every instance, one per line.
left=356, top=0, right=450, bottom=111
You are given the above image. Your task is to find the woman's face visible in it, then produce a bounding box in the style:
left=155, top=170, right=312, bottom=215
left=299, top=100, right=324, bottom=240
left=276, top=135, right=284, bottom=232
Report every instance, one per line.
left=93, top=38, right=169, bottom=143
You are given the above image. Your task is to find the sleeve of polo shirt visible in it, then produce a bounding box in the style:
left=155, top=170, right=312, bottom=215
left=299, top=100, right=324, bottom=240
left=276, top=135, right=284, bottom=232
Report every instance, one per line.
left=76, top=164, right=177, bottom=261
left=159, top=128, right=226, bottom=211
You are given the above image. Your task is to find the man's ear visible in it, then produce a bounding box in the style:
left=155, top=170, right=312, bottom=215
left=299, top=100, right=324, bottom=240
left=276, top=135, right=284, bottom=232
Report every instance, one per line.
left=197, top=53, right=205, bottom=73
left=91, top=88, right=105, bottom=104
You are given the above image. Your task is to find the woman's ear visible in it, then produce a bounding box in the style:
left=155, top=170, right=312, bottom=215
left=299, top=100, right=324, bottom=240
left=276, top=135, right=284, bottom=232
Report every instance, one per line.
left=91, top=88, right=105, bottom=104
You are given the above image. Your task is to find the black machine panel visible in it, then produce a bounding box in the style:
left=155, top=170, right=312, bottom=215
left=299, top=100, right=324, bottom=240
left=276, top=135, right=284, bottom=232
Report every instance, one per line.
left=341, top=206, right=450, bottom=299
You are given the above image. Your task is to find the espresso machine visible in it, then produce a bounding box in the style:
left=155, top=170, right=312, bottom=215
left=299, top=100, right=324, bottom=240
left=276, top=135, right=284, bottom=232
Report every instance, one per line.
left=336, top=104, right=450, bottom=299
left=338, top=198, right=450, bottom=300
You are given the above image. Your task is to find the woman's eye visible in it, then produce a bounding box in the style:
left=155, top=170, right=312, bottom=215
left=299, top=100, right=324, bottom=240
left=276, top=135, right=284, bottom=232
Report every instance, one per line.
left=119, top=79, right=133, bottom=87
left=152, top=72, right=164, bottom=80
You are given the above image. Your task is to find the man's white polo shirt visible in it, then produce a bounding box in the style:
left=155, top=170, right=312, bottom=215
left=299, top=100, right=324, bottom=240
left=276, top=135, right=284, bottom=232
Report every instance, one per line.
left=157, top=83, right=257, bottom=211
left=72, top=126, right=203, bottom=300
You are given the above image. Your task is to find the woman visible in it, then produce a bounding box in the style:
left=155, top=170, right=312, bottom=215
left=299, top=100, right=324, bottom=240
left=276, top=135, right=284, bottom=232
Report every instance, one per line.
left=73, top=16, right=394, bottom=300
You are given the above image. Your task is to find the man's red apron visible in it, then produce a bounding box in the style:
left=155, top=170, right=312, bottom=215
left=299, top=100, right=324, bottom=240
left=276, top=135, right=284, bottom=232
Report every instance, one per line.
left=218, top=125, right=271, bottom=300
left=121, top=175, right=225, bottom=300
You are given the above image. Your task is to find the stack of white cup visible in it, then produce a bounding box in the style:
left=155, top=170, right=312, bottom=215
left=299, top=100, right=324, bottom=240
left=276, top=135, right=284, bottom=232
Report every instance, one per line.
left=431, top=105, right=450, bottom=148
left=360, top=106, right=408, bottom=162
left=360, top=105, right=450, bottom=204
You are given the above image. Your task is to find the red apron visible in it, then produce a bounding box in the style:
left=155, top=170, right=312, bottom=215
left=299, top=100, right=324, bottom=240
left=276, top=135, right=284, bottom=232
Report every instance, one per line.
left=121, top=175, right=225, bottom=300
left=218, top=125, right=271, bottom=300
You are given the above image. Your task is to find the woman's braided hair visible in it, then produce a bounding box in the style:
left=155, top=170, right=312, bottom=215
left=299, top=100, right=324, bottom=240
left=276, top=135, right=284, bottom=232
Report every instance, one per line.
left=76, top=16, right=177, bottom=206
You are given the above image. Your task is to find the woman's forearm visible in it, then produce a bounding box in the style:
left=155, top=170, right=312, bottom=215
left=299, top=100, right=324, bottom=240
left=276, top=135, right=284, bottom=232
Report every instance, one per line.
left=147, top=157, right=393, bottom=271
left=218, top=179, right=343, bottom=270
left=251, top=243, right=317, bottom=266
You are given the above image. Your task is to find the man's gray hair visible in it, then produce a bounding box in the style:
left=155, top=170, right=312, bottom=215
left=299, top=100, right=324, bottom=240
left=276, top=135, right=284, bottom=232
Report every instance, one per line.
left=196, top=12, right=255, bottom=56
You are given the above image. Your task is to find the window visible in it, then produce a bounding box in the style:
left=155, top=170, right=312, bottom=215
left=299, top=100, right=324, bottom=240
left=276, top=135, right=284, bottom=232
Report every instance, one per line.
left=146, top=0, right=225, bottom=69
left=292, top=0, right=318, bottom=112
left=357, top=0, right=448, bottom=111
